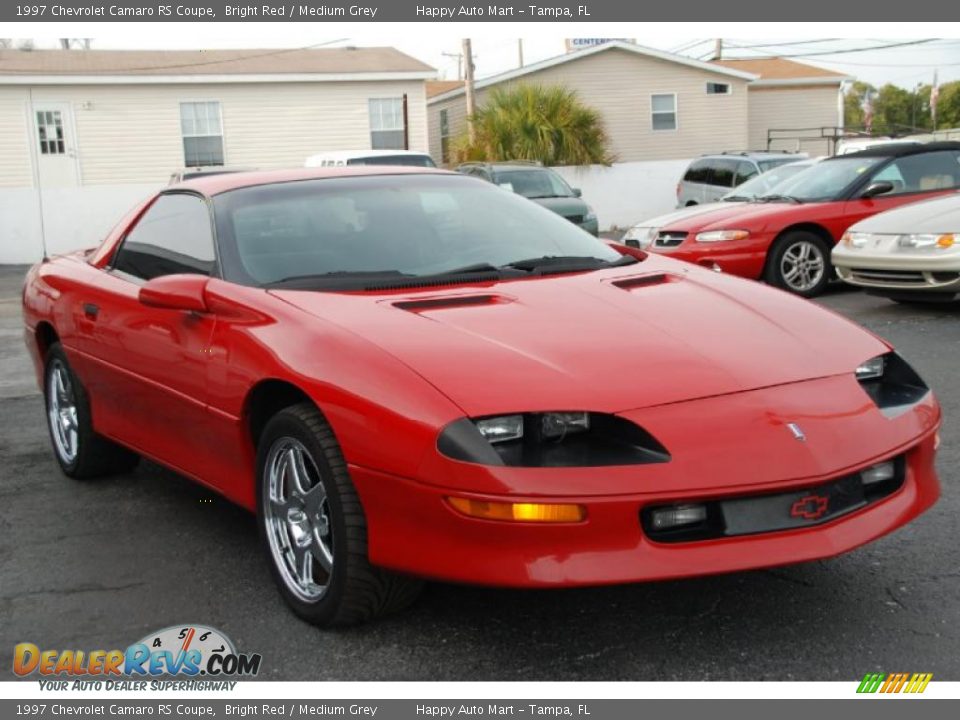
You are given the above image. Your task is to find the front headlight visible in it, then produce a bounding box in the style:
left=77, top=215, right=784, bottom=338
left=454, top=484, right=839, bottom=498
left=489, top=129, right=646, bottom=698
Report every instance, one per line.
left=623, top=226, right=656, bottom=249
left=695, top=229, right=749, bottom=243
left=898, top=233, right=956, bottom=250
left=438, top=412, right=670, bottom=467
left=841, top=231, right=872, bottom=248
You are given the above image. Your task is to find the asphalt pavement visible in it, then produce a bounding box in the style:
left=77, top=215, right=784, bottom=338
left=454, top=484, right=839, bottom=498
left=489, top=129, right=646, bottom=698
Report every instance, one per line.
left=1, top=263, right=957, bottom=681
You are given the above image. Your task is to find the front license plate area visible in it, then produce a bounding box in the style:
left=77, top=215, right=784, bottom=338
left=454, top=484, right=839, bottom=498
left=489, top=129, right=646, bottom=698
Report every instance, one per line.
left=721, top=475, right=867, bottom=536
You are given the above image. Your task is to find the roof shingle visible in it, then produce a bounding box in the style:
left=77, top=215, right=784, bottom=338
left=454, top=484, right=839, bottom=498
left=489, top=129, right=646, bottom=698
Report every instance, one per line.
left=711, top=57, right=848, bottom=82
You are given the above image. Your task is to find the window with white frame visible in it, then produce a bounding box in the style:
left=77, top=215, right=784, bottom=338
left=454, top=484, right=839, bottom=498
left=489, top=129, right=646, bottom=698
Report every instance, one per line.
left=369, top=97, right=405, bottom=150
left=180, top=101, right=224, bottom=167
left=706, top=82, right=731, bottom=95
left=651, top=94, right=677, bottom=131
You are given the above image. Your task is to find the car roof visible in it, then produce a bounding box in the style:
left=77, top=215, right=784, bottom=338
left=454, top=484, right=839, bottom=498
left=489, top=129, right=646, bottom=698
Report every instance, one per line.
left=698, top=152, right=805, bottom=161
left=170, top=165, right=455, bottom=196
left=830, top=140, right=960, bottom=160
left=305, top=149, right=432, bottom=162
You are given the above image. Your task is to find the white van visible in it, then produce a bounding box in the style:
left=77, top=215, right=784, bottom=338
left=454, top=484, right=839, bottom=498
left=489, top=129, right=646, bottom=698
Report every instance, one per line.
left=304, top=150, right=437, bottom=168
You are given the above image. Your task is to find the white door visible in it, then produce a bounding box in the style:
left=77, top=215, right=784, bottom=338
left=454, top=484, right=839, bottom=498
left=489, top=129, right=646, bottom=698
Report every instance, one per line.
left=32, top=102, right=79, bottom=187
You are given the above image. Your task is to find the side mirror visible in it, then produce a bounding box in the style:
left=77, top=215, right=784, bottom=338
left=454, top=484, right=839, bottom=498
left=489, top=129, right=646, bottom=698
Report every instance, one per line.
left=860, top=180, right=894, bottom=199
left=572, top=188, right=583, bottom=198
left=139, top=274, right=209, bottom=313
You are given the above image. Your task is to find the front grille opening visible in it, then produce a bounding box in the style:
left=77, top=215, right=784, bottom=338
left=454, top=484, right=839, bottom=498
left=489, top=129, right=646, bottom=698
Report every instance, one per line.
left=641, top=454, right=906, bottom=544
left=655, top=232, right=687, bottom=248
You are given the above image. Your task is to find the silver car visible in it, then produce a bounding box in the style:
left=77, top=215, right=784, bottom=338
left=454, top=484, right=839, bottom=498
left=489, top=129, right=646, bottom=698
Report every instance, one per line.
left=676, top=152, right=806, bottom=207
left=833, top=192, right=960, bottom=303
left=623, top=159, right=819, bottom=249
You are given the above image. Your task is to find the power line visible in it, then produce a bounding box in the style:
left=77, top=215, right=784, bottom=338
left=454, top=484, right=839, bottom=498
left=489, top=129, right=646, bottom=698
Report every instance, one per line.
left=752, top=38, right=939, bottom=59
left=722, top=38, right=844, bottom=50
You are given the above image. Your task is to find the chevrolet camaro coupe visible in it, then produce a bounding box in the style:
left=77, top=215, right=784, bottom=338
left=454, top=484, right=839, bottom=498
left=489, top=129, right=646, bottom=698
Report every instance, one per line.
left=22, top=167, right=942, bottom=626
left=640, top=142, right=960, bottom=297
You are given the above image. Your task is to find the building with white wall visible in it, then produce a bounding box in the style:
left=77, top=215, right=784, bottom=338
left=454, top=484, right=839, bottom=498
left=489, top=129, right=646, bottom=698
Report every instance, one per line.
left=0, top=47, right=435, bottom=263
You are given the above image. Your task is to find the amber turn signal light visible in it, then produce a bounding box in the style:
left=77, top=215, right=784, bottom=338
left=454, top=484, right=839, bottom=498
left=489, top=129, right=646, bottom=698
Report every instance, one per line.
left=446, top=497, right=587, bottom=523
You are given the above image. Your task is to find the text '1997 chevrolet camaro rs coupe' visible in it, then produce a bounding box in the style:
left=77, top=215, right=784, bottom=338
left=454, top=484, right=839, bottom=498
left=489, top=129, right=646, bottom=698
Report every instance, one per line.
left=22, top=167, right=941, bottom=626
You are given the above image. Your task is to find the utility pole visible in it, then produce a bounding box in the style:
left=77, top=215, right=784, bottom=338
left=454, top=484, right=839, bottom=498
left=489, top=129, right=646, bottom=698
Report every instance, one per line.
left=463, top=38, right=477, bottom=143
left=441, top=51, right=463, bottom=80
left=518, top=39, right=524, bottom=68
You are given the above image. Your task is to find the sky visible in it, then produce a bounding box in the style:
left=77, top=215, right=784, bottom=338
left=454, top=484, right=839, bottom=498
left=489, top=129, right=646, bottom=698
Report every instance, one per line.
left=10, top=30, right=960, bottom=89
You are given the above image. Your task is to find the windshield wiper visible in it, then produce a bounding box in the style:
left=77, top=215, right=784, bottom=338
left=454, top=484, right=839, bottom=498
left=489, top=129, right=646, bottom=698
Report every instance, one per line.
left=758, top=194, right=803, bottom=204
left=502, top=254, right=638, bottom=273
left=265, top=270, right=410, bottom=287
left=724, top=195, right=751, bottom=202
left=524, top=194, right=570, bottom=199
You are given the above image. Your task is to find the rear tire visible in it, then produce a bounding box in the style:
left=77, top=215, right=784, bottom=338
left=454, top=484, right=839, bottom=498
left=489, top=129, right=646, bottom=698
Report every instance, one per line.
left=765, top=231, right=832, bottom=298
left=43, top=342, right=140, bottom=479
left=256, top=402, right=422, bottom=627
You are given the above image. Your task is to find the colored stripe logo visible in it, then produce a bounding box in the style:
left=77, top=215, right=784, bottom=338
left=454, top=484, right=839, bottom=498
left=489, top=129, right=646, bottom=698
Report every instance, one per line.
left=857, top=672, right=932, bottom=694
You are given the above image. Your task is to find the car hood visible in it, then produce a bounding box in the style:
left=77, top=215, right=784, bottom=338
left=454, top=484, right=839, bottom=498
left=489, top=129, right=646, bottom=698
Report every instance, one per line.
left=848, top=192, right=960, bottom=234
left=660, top=200, right=827, bottom=233
left=271, top=257, right=887, bottom=417
left=627, top=201, right=740, bottom=230
left=528, top=196, right=590, bottom=218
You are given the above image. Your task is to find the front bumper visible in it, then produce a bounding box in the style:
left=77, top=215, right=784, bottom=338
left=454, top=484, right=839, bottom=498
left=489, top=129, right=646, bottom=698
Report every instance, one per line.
left=352, top=433, right=939, bottom=586
left=647, top=236, right=770, bottom=279
left=833, top=249, right=960, bottom=293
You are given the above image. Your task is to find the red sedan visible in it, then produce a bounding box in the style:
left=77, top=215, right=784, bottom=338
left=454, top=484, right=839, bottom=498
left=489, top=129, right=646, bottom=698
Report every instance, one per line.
left=22, top=167, right=941, bottom=626
left=642, top=142, right=960, bottom=296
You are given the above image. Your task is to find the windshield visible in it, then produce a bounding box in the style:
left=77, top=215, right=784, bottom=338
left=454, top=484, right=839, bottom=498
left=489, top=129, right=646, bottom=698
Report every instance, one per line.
left=757, top=157, right=803, bottom=172
left=492, top=168, right=576, bottom=199
left=722, top=162, right=812, bottom=200
left=345, top=155, right=436, bottom=168
left=761, top=157, right=887, bottom=202
left=213, top=174, right=621, bottom=289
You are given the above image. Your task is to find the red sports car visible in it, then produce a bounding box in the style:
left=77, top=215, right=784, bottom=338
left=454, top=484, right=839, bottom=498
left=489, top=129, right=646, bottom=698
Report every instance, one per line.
left=641, top=142, right=960, bottom=296
left=22, top=167, right=941, bottom=626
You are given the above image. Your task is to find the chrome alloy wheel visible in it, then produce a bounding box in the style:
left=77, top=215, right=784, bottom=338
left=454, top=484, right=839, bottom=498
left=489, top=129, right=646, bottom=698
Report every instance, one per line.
left=263, top=438, right=334, bottom=602
left=47, top=359, right=79, bottom=464
left=780, top=239, right=826, bottom=293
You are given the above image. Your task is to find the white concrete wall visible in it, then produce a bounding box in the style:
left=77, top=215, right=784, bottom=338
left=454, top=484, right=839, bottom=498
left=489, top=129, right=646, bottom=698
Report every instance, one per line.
left=0, top=183, right=160, bottom=264
left=554, top=159, right=691, bottom=230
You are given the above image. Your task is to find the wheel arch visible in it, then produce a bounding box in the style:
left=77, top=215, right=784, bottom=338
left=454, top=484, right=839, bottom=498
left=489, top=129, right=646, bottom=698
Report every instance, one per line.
left=244, top=379, right=316, bottom=450
left=764, top=222, right=835, bottom=274
left=34, top=321, right=60, bottom=361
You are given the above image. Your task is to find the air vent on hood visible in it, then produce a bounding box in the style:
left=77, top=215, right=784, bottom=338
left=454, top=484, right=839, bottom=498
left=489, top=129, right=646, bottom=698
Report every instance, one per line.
left=393, top=294, right=508, bottom=313
left=611, top=273, right=678, bottom=291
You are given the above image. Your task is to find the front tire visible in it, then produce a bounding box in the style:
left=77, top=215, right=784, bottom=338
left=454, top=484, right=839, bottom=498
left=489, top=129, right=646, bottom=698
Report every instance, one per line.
left=43, top=342, right=139, bottom=479
left=256, top=403, right=422, bottom=627
left=765, top=231, right=832, bottom=297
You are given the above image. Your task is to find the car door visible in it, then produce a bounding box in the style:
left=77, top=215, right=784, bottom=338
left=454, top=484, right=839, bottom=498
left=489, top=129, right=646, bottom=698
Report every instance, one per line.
left=842, top=149, right=960, bottom=232
left=71, top=192, right=219, bottom=481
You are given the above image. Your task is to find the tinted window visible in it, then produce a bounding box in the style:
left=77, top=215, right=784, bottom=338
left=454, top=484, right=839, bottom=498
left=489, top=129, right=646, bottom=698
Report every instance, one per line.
left=214, top=175, right=619, bottom=288
left=709, top=159, right=739, bottom=188
left=735, top=161, right=760, bottom=185
left=684, top=159, right=712, bottom=184
left=113, top=194, right=215, bottom=280
left=491, top=168, right=575, bottom=198
left=758, top=157, right=801, bottom=172
left=871, top=151, right=960, bottom=195
left=345, top=154, right=437, bottom=168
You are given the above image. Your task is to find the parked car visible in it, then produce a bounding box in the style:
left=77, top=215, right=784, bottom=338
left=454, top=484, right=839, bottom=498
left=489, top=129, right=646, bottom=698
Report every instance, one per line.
left=22, top=166, right=941, bottom=626
left=833, top=192, right=960, bottom=303
left=168, top=167, right=254, bottom=185
left=305, top=150, right=436, bottom=168
left=456, top=161, right=598, bottom=236
left=623, top=158, right=821, bottom=249
left=646, top=142, right=960, bottom=297
left=676, top=152, right=807, bottom=207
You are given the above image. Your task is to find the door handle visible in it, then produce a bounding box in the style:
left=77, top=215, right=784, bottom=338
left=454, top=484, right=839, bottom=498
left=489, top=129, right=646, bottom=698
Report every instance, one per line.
left=83, top=303, right=99, bottom=319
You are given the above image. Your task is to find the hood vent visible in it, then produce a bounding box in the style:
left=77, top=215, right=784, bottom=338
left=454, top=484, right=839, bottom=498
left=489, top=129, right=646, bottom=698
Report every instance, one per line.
left=611, top=273, right=677, bottom=291
left=393, top=294, right=507, bottom=313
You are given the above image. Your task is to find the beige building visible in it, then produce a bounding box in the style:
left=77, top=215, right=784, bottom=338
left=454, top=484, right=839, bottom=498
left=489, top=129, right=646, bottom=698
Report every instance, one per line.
left=0, top=47, right=435, bottom=189
left=427, top=42, right=850, bottom=165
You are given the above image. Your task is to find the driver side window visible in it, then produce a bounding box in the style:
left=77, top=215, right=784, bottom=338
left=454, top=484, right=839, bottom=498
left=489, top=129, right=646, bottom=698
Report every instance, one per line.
left=872, top=151, right=960, bottom=196
left=112, top=193, right=216, bottom=281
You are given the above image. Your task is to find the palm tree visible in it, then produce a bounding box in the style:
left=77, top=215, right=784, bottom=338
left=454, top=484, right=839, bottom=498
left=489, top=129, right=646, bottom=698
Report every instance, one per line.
left=453, top=84, right=615, bottom=166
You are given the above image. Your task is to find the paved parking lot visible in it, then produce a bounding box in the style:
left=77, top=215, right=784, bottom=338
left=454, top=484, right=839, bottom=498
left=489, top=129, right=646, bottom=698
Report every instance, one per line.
left=1, top=263, right=957, bottom=681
